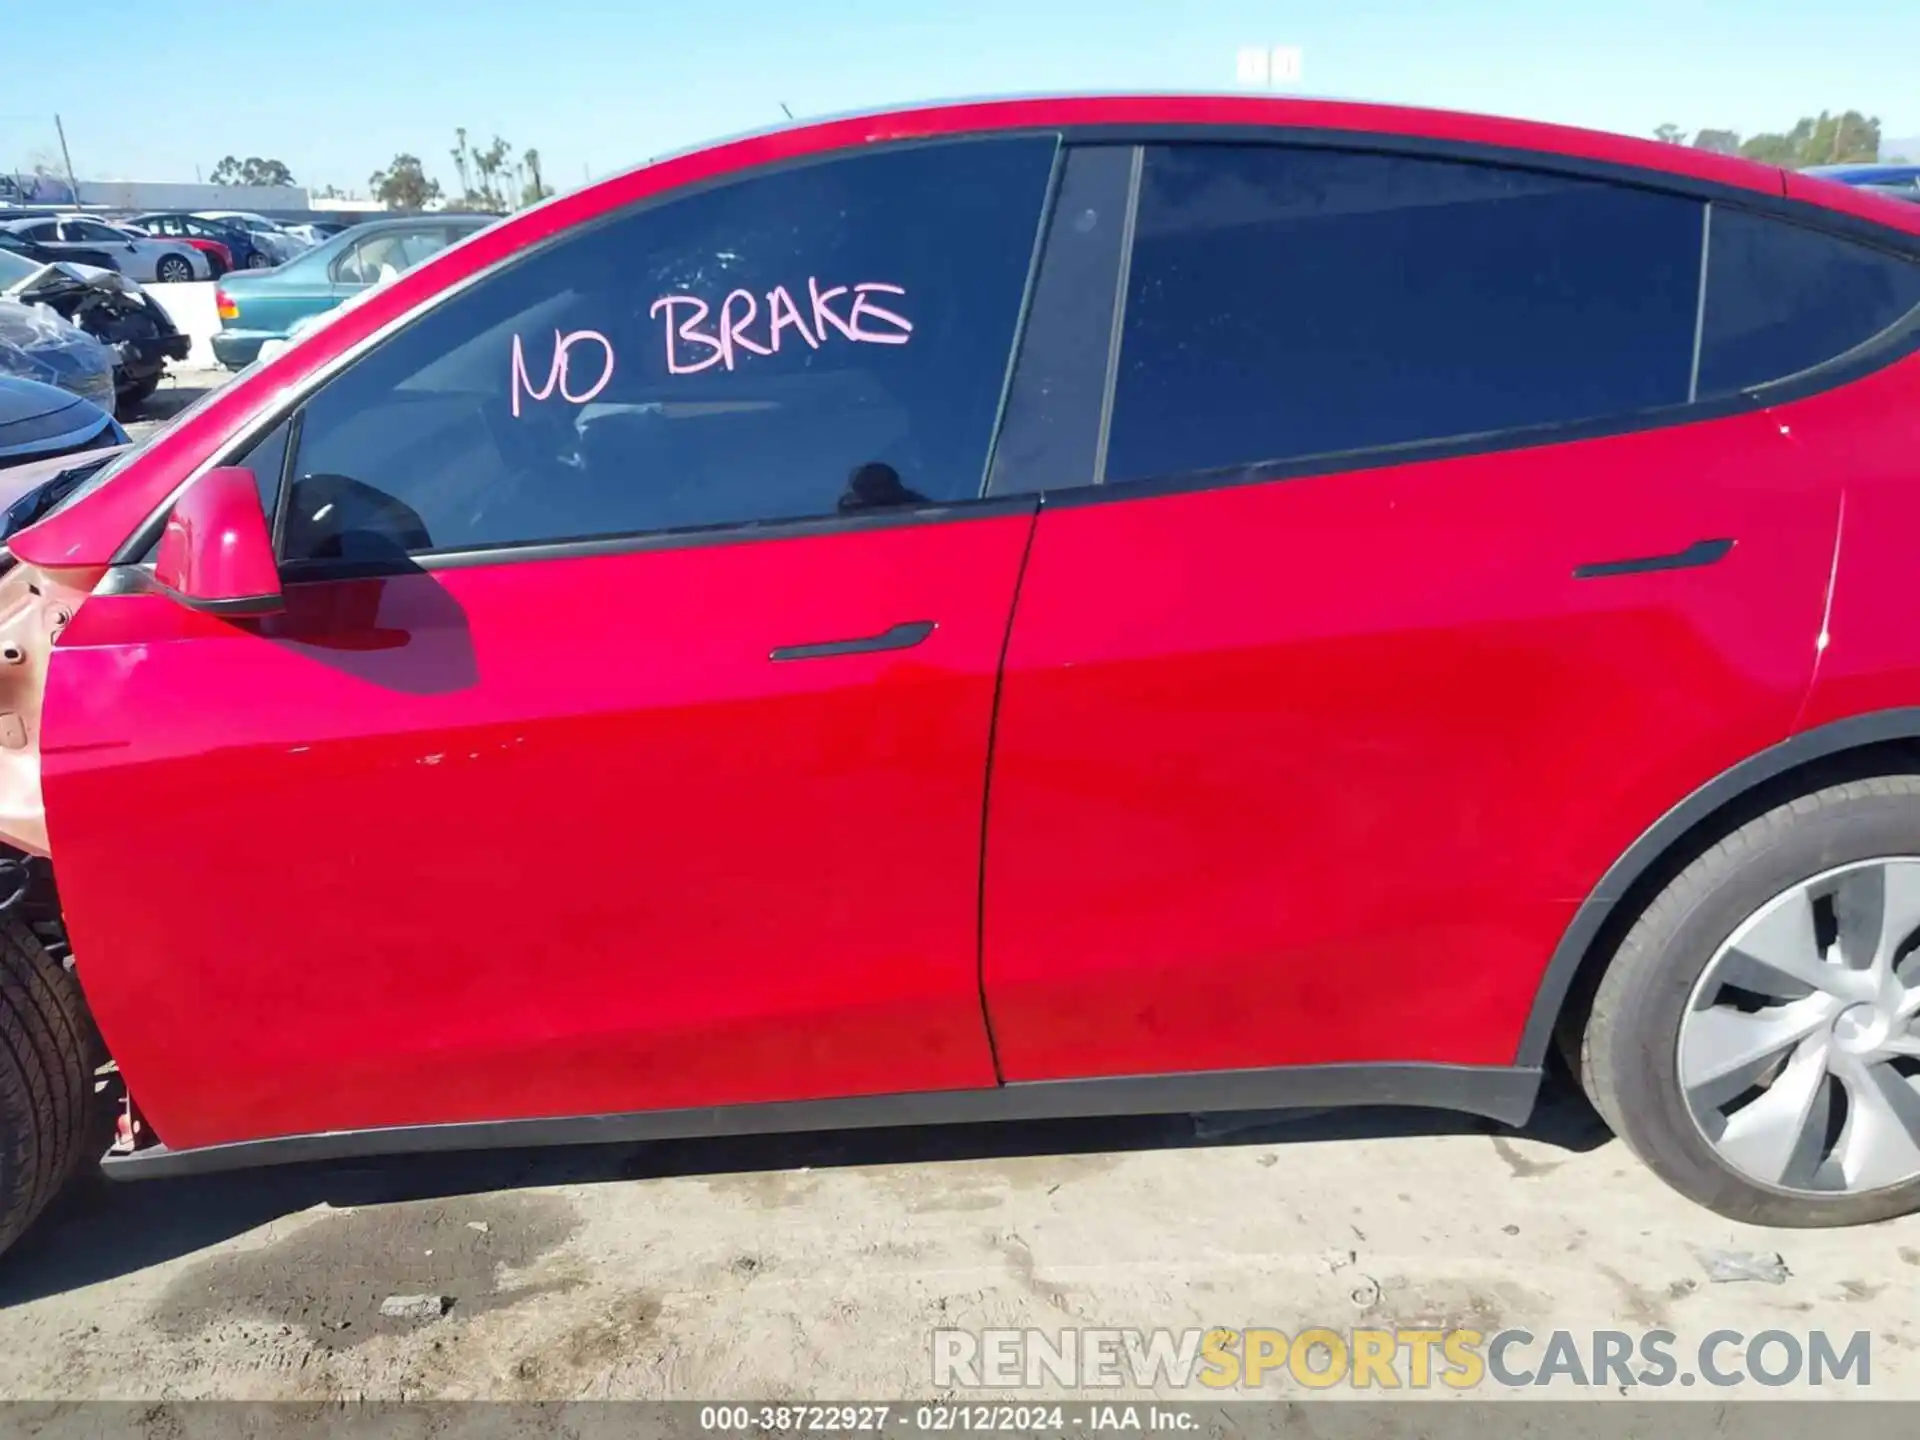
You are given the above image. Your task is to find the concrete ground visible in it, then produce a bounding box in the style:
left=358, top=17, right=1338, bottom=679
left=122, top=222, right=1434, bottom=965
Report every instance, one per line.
left=122, top=363, right=232, bottom=441
left=0, top=1076, right=1916, bottom=1400
left=19, top=361, right=1916, bottom=1404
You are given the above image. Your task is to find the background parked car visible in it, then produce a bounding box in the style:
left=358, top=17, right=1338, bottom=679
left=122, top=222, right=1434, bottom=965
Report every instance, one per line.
left=0, top=375, right=126, bottom=471
left=129, top=212, right=274, bottom=271
left=117, top=221, right=231, bottom=276
left=1803, top=162, right=1920, bottom=195
left=284, top=220, right=352, bottom=245
left=193, top=211, right=306, bottom=266
left=212, top=215, right=491, bottom=368
left=0, top=247, right=188, bottom=409
left=0, top=216, right=208, bottom=283
left=0, top=227, right=118, bottom=272
left=0, top=298, right=116, bottom=413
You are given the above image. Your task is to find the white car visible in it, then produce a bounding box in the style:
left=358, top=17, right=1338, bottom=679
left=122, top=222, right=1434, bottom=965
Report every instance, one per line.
left=0, top=215, right=210, bottom=283
left=192, top=211, right=307, bottom=265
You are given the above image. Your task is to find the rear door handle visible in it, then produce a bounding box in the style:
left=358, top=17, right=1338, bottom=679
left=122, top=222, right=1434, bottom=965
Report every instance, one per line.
left=770, top=620, right=936, bottom=662
left=1573, top=538, right=1733, bottom=580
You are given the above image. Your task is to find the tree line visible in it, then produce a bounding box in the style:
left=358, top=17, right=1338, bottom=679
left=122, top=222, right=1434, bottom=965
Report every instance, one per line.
left=367, top=129, right=552, bottom=213
left=1651, top=110, right=1899, bottom=165
left=206, top=108, right=1907, bottom=216
left=204, top=129, right=555, bottom=214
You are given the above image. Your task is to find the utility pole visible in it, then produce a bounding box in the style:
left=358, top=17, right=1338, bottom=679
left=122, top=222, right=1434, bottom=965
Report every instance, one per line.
left=53, top=113, right=79, bottom=203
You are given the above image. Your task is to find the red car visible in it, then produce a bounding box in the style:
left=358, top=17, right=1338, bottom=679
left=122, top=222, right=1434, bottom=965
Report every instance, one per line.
left=0, top=95, right=1916, bottom=1255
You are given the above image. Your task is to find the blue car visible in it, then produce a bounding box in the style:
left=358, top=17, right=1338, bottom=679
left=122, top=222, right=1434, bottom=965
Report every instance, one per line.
left=0, top=374, right=126, bottom=472
left=1802, top=162, right=1920, bottom=199
left=127, top=213, right=274, bottom=272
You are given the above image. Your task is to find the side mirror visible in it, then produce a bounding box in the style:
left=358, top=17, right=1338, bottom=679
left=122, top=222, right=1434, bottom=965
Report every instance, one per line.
left=152, top=466, right=283, bottom=616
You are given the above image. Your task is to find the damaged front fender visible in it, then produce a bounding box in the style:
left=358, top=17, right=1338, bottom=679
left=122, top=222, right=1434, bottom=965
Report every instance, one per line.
left=0, top=493, right=103, bottom=856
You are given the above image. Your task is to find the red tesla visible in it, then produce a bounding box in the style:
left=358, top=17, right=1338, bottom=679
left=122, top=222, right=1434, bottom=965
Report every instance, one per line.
left=0, top=94, right=1916, bottom=1256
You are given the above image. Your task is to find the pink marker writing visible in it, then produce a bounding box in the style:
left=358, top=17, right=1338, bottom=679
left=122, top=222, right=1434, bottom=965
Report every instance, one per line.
left=649, top=277, right=912, bottom=374
left=511, top=329, right=617, bottom=416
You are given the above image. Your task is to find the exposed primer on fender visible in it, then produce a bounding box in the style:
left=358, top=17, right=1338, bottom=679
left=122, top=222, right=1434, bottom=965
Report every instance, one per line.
left=0, top=558, right=89, bottom=858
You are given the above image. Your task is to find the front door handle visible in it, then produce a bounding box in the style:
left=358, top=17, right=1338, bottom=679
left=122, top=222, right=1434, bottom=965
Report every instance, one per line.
left=1573, top=538, right=1733, bottom=580
left=770, top=620, right=936, bottom=663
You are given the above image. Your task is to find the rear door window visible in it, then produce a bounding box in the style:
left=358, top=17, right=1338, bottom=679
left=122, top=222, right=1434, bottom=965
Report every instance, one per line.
left=1103, top=144, right=1704, bottom=484
left=278, top=137, right=1057, bottom=564
left=1695, top=208, right=1920, bottom=398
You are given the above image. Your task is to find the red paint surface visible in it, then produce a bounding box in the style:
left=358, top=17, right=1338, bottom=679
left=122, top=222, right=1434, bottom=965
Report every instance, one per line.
left=9, top=95, right=1917, bottom=1151
left=151, top=467, right=280, bottom=607
left=48, top=516, right=1032, bottom=1147
left=981, top=409, right=1838, bottom=1077
left=1781, top=352, right=1920, bottom=731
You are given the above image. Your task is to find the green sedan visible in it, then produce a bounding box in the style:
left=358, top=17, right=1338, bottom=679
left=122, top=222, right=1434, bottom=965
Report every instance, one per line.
left=211, top=215, right=495, bottom=369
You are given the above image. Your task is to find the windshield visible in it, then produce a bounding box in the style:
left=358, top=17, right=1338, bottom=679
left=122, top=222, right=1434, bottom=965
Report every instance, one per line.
left=0, top=249, right=40, bottom=289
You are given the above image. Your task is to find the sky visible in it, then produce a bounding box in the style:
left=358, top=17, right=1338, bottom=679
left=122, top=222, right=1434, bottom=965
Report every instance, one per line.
left=5, top=0, right=1917, bottom=194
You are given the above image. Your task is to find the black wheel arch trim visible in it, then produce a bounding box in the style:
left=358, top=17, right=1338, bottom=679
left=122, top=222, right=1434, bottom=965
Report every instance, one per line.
left=1516, top=706, right=1920, bottom=1067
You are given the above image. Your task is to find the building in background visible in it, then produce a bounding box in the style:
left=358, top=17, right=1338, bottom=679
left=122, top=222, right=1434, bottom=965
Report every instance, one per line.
left=1, top=174, right=310, bottom=213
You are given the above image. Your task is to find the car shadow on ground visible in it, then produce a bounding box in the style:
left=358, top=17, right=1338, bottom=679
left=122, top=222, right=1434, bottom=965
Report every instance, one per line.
left=0, top=1072, right=1612, bottom=1308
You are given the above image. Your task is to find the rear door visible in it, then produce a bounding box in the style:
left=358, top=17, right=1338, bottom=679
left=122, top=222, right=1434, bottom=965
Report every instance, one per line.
left=59, top=219, right=144, bottom=277
left=980, top=142, right=1840, bottom=1081
left=47, top=135, right=1059, bottom=1151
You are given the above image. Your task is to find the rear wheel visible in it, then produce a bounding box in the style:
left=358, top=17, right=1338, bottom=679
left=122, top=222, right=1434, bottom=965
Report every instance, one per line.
left=1580, top=776, right=1920, bottom=1226
left=0, top=914, right=94, bottom=1257
left=246, top=252, right=273, bottom=270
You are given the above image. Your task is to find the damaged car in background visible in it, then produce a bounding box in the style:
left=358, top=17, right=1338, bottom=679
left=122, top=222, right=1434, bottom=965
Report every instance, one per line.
left=0, top=299, right=116, bottom=413
left=0, top=377, right=125, bottom=472
left=0, top=247, right=188, bottom=410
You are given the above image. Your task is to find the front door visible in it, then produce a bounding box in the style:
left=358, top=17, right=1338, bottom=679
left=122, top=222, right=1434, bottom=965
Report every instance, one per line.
left=45, top=133, right=1060, bottom=1152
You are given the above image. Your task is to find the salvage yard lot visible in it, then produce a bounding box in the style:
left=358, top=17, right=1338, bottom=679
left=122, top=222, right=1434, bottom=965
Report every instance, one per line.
left=0, top=1084, right=1917, bottom=1397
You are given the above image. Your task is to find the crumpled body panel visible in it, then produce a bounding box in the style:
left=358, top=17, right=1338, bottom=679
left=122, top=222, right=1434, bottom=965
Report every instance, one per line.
left=0, top=558, right=88, bottom=857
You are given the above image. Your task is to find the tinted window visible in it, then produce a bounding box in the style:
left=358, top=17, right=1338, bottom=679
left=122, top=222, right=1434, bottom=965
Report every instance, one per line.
left=281, top=138, right=1055, bottom=562
left=1696, top=207, right=1920, bottom=398
left=1104, top=146, right=1703, bottom=484
left=244, top=422, right=292, bottom=529
left=331, top=227, right=451, bottom=285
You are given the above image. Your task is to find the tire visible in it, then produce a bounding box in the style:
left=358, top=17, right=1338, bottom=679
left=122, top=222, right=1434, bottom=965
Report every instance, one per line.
left=156, top=254, right=193, bottom=284
left=1580, top=775, right=1920, bottom=1226
left=246, top=253, right=273, bottom=270
left=118, top=374, right=161, bottom=411
left=0, top=914, right=95, bottom=1257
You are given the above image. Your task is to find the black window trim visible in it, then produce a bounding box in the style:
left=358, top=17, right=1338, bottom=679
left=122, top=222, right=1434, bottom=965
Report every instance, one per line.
left=1089, top=145, right=1144, bottom=486
left=115, top=122, right=1920, bottom=571
left=1036, top=124, right=1920, bottom=510
left=115, top=130, right=1068, bottom=575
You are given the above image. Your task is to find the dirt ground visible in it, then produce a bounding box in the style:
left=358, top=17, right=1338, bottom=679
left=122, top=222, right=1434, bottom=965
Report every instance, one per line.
left=0, top=1077, right=1914, bottom=1401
